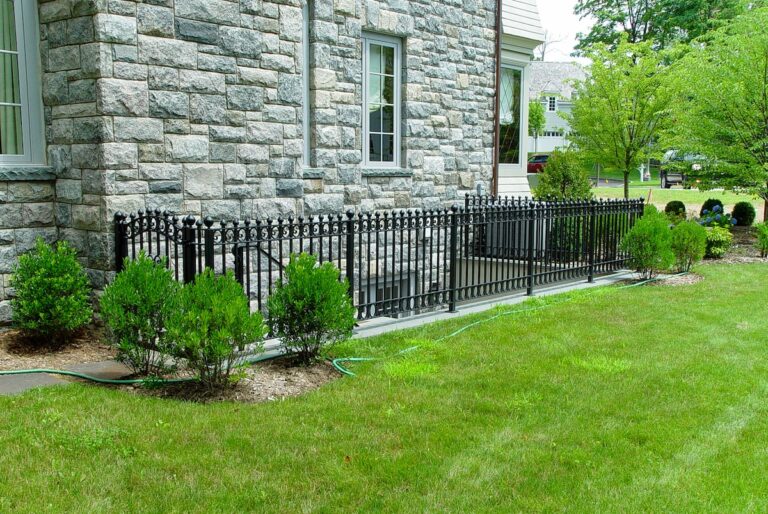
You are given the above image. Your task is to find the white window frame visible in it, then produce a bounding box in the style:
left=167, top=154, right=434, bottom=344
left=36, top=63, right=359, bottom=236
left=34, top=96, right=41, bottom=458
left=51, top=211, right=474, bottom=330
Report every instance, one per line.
left=301, top=1, right=311, bottom=168
left=0, top=0, right=45, bottom=166
left=362, top=33, right=402, bottom=168
left=498, top=64, right=525, bottom=173
left=547, top=96, right=557, bottom=112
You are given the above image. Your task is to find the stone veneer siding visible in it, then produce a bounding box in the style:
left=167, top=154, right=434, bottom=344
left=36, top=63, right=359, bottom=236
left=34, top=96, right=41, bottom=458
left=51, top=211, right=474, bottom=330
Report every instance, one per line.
left=0, top=0, right=498, bottom=322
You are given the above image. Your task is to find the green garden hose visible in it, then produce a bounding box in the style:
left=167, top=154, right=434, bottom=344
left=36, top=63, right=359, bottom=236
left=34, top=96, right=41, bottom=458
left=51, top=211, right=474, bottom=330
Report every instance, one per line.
left=331, top=272, right=690, bottom=377
left=0, top=368, right=196, bottom=385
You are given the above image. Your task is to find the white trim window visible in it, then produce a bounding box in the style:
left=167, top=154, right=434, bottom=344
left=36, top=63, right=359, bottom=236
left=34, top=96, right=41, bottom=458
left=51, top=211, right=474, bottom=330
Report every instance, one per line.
left=0, top=0, right=44, bottom=165
left=547, top=96, right=557, bottom=112
left=301, top=1, right=311, bottom=167
left=362, top=33, right=401, bottom=167
left=499, top=66, right=523, bottom=167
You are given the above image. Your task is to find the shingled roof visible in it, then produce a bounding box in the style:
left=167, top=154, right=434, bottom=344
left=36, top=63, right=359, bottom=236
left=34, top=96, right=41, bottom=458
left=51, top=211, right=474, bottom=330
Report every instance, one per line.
left=528, top=61, right=587, bottom=101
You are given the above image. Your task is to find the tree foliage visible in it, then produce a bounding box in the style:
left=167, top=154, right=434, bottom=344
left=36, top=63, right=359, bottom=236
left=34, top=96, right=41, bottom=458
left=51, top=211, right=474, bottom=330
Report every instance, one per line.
left=533, top=149, right=594, bottom=200
left=567, top=39, right=673, bottom=198
left=574, top=0, right=756, bottom=52
left=528, top=100, right=546, bottom=152
left=666, top=7, right=768, bottom=218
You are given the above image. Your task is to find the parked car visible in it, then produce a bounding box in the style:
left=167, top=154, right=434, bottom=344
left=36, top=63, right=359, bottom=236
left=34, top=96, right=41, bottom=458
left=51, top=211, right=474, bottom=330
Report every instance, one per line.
left=660, top=150, right=704, bottom=189
left=527, top=154, right=549, bottom=173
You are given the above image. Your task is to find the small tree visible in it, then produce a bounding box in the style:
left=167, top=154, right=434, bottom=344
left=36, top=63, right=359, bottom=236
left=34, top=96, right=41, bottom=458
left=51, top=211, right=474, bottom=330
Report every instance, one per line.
left=267, top=253, right=356, bottom=365
left=568, top=38, right=673, bottom=198
left=533, top=149, right=594, bottom=200
left=11, top=238, right=92, bottom=344
left=528, top=100, right=546, bottom=152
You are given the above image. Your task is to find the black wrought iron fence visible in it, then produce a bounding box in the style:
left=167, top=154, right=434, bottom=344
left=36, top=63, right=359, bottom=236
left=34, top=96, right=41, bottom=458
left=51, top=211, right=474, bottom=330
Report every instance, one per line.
left=115, top=195, right=644, bottom=320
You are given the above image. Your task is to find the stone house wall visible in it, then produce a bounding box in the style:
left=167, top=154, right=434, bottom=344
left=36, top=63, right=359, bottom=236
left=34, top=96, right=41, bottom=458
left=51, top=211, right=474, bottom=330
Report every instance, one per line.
left=0, top=0, right=498, bottom=322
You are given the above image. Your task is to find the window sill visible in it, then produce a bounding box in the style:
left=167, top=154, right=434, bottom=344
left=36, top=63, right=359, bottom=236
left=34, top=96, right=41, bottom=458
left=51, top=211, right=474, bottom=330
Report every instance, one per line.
left=0, top=166, right=56, bottom=182
left=361, top=168, right=412, bottom=178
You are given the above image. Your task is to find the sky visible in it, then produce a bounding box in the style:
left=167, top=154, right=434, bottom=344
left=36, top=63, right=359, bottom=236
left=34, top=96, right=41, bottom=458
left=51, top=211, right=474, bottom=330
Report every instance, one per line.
left=535, top=0, right=593, bottom=62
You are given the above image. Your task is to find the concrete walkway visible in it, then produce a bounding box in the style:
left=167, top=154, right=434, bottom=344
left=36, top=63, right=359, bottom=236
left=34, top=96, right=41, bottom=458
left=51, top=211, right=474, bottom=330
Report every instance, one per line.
left=0, top=361, right=132, bottom=396
left=0, top=272, right=634, bottom=396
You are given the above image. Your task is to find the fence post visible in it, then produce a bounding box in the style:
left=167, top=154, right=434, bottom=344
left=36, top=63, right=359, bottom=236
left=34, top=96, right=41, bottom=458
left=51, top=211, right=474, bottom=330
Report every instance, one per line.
left=448, top=204, right=459, bottom=313
left=345, top=210, right=355, bottom=303
left=114, top=212, right=128, bottom=273
left=203, top=217, right=215, bottom=270
left=527, top=202, right=536, bottom=296
left=232, top=220, right=244, bottom=285
left=182, top=215, right=197, bottom=284
left=588, top=200, right=597, bottom=283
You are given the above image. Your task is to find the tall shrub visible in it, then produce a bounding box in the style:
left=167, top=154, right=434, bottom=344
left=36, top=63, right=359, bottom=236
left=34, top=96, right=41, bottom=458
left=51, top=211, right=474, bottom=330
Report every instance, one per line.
left=533, top=149, right=594, bottom=200
left=620, top=210, right=674, bottom=279
left=167, top=270, right=266, bottom=388
left=100, top=253, right=180, bottom=375
left=671, top=221, right=707, bottom=272
left=11, top=238, right=92, bottom=344
left=756, top=222, right=768, bottom=258
left=267, top=253, right=356, bottom=364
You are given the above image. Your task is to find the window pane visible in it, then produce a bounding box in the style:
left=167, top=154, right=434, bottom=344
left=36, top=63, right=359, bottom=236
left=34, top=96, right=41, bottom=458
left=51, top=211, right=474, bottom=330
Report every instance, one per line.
left=368, top=74, right=381, bottom=104
left=381, top=134, right=394, bottom=162
left=383, top=46, right=395, bottom=75
left=369, top=105, right=382, bottom=132
left=382, top=76, right=395, bottom=104
left=0, top=105, right=23, bottom=155
left=369, top=133, right=382, bottom=162
left=369, top=44, right=382, bottom=74
left=0, top=0, right=18, bottom=52
left=499, top=68, right=521, bottom=165
left=382, top=105, right=394, bottom=133
left=0, top=52, right=21, bottom=104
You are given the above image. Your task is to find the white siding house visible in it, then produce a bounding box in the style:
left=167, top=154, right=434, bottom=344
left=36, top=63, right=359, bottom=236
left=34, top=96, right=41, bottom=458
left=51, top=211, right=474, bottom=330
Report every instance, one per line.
left=496, top=0, right=545, bottom=197
left=527, top=62, right=587, bottom=153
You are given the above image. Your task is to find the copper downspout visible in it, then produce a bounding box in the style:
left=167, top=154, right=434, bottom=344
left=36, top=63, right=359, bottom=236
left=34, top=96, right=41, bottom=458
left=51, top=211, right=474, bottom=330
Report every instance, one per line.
left=492, top=0, right=503, bottom=196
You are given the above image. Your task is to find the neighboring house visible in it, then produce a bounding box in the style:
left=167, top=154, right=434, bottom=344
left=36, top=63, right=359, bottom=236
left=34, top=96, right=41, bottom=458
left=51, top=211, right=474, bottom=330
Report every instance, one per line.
left=527, top=61, right=586, bottom=153
left=0, top=0, right=543, bottom=321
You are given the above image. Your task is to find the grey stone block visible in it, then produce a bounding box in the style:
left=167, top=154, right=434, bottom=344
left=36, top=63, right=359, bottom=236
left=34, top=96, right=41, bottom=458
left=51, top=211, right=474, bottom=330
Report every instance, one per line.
left=183, top=164, right=224, bottom=199
left=97, top=79, right=149, bottom=116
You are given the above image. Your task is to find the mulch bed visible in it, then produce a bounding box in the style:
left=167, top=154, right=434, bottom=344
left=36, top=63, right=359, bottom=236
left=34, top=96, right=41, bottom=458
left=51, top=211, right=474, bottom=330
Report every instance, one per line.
left=701, top=225, right=767, bottom=265
left=122, top=357, right=340, bottom=404
left=0, top=325, right=115, bottom=371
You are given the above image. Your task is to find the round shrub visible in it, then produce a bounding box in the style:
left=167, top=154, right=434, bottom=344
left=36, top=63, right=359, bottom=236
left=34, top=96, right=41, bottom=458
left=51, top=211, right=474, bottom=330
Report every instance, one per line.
left=620, top=210, right=674, bottom=280
left=664, top=201, right=686, bottom=216
left=700, top=198, right=724, bottom=216
left=166, top=270, right=267, bottom=388
left=731, top=201, right=756, bottom=227
left=101, top=253, right=181, bottom=375
left=267, top=253, right=356, bottom=365
left=11, top=238, right=92, bottom=344
left=671, top=221, right=707, bottom=272
left=705, top=227, right=733, bottom=259
left=532, top=149, right=593, bottom=200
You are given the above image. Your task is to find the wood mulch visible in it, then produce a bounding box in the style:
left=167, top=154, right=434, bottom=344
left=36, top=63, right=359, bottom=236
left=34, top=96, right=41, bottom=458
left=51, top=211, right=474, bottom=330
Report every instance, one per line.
left=0, top=325, right=115, bottom=371
left=123, top=357, right=340, bottom=404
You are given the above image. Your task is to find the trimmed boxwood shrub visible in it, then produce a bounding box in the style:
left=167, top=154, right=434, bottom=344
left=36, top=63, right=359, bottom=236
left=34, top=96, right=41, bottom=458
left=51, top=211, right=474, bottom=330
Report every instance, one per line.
left=665, top=200, right=686, bottom=216
left=11, top=238, right=92, bottom=344
left=671, top=221, right=707, bottom=272
left=731, top=201, right=756, bottom=227
left=700, top=198, right=724, bottom=216
left=267, top=253, right=356, bottom=364
left=167, top=270, right=267, bottom=388
left=705, top=227, right=733, bottom=259
left=620, top=209, right=674, bottom=279
left=100, top=253, right=180, bottom=375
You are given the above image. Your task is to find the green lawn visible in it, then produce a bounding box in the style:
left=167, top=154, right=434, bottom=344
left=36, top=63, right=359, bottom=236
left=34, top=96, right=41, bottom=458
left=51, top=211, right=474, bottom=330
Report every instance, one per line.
left=3, top=264, right=768, bottom=511
left=595, top=187, right=764, bottom=220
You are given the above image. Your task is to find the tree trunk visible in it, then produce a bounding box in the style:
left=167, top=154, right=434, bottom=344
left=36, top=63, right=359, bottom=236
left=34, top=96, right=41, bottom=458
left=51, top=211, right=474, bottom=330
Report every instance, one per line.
left=623, top=170, right=630, bottom=199
left=764, top=198, right=768, bottom=224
